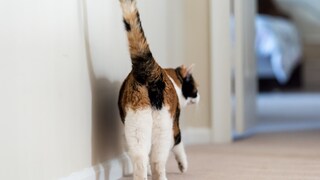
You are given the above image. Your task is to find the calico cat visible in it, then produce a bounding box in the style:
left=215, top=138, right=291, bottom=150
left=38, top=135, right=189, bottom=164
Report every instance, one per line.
left=118, top=0, right=200, bottom=179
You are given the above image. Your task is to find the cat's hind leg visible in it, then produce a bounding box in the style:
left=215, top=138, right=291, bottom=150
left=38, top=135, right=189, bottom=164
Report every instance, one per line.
left=150, top=108, right=173, bottom=180
left=172, top=141, right=188, bottom=173
left=172, top=110, right=188, bottom=173
left=125, top=108, right=153, bottom=180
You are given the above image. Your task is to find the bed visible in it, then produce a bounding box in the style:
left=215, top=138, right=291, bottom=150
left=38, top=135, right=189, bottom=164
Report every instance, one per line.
left=256, top=0, right=303, bottom=91
left=256, top=15, right=302, bottom=84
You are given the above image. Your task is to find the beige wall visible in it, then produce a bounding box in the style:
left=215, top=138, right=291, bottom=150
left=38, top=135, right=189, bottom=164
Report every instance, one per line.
left=0, top=0, right=211, bottom=179
left=165, top=0, right=211, bottom=129
left=181, top=0, right=211, bottom=128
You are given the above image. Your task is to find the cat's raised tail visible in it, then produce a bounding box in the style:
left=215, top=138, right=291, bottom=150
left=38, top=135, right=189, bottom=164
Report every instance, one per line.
left=120, top=0, right=160, bottom=84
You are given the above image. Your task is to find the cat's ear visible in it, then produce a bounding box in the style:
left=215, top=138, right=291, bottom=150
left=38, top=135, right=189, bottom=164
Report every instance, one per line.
left=186, top=64, right=195, bottom=75
left=180, top=64, right=195, bottom=78
left=180, top=65, right=187, bottom=70
left=179, top=65, right=188, bottom=77
left=181, top=64, right=195, bottom=80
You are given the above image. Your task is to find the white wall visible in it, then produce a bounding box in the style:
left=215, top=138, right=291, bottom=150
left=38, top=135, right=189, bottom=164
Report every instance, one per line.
left=0, top=0, right=212, bottom=179
left=0, top=1, right=91, bottom=179
left=85, top=0, right=169, bottom=79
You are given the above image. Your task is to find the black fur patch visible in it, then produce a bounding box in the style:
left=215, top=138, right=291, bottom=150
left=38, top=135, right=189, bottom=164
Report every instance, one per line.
left=174, top=106, right=181, bottom=146
left=182, top=75, right=198, bottom=99
left=174, top=132, right=181, bottom=146
left=131, top=51, right=154, bottom=84
left=123, top=19, right=131, bottom=31
left=136, top=12, right=144, bottom=35
left=118, top=80, right=126, bottom=124
left=147, top=75, right=165, bottom=110
left=131, top=51, right=153, bottom=63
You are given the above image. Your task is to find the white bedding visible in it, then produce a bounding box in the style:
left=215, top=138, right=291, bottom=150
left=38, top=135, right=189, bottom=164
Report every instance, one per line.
left=255, top=15, right=302, bottom=84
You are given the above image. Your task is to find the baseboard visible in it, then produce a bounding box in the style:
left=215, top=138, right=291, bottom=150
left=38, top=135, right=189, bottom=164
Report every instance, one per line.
left=60, top=128, right=212, bottom=180
left=59, top=153, right=132, bottom=180
left=183, top=128, right=212, bottom=145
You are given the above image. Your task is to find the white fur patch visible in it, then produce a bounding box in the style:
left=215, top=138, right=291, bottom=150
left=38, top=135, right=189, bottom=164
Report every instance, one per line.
left=150, top=106, right=173, bottom=180
left=124, top=108, right=153, bottom=180
left=124, top=107, right=173, bottom=180
left=168, top=77, right=188, bottom=108
left=190, top=93, right=200, bottom=104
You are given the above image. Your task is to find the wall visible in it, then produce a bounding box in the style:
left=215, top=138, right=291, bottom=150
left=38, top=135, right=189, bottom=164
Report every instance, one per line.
left=0, top=0, right=212, bottom=179
left=166, top=0, right=212, bottom=129
left=182, top=0, right=211, bottom=128
left=0, top=1, right=91, bottom=179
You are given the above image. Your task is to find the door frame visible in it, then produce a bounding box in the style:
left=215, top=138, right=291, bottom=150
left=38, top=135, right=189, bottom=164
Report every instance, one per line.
left=210, top=0, right=257, bottom=143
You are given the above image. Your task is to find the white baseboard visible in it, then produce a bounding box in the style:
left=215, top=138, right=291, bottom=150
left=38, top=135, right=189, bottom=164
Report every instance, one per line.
left=60, top=128, right=211, bottom=180
left=59, top=153, right=132, bottom=180
left=183, top=128, right=212, bottom=145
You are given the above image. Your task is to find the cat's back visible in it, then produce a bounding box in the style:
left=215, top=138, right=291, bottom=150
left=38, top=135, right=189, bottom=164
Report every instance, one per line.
left=118, top=72, right=151, bottom=121
left=118, top=70, right=179, bottom=122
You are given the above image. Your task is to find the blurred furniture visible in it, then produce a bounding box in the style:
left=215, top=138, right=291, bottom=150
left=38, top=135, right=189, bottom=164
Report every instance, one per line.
left=257, top=0, right=303, bottom=92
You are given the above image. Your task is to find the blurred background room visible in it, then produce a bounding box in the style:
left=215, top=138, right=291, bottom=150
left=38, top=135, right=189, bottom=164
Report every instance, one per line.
left=254, top=0, right=320, bottom=133
left=1, top=0, right=320, bottom=179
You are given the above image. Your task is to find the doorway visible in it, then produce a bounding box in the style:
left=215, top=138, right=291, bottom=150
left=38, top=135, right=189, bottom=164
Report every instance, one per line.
left=255, top=0, right=320, bottom=134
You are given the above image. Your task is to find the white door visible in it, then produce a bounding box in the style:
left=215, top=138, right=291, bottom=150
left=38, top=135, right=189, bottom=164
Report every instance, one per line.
left=234, top=0, right=257, bottom=134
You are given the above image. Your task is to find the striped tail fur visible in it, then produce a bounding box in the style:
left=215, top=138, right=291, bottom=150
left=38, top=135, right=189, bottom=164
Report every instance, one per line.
left=120, top=0, right=161, bottom=84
